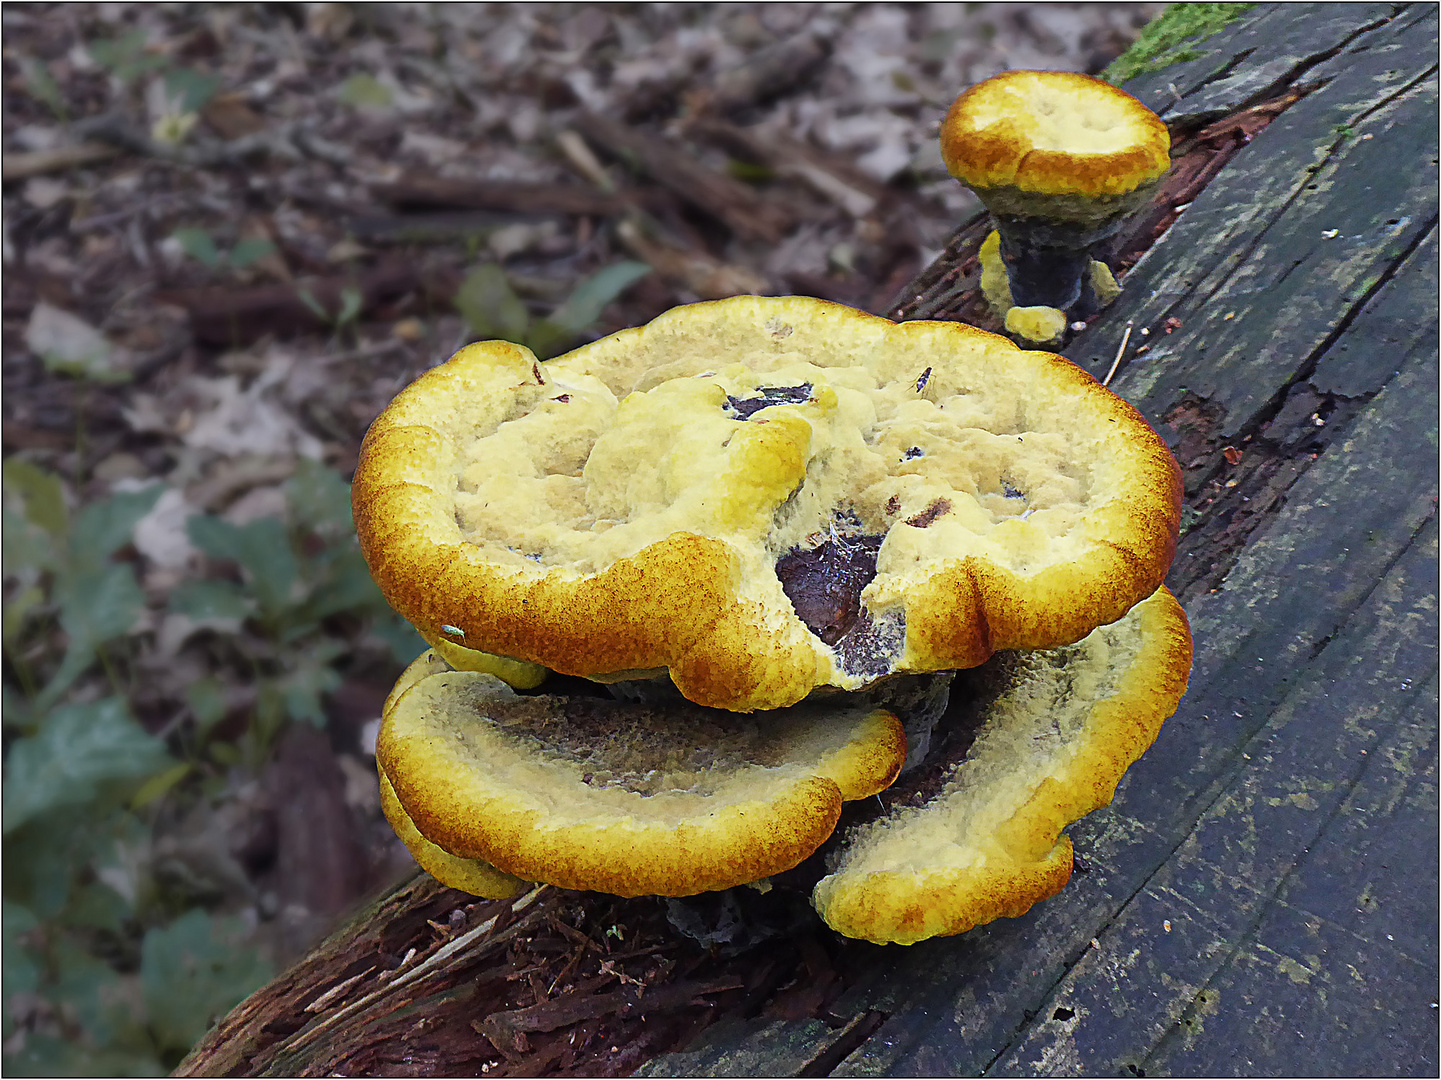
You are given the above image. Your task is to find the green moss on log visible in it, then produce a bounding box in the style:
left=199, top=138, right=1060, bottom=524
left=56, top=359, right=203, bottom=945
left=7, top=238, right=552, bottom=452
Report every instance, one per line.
left=1104, top=3, right=1257, bottom=86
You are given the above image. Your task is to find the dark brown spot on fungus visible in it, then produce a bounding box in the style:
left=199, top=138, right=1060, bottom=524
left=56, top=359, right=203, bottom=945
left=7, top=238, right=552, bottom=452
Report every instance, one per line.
left=906, top=498, right=952, bottom=528
left=724, top=383, right=814, bottom=419
left=776, top=535, right=883, bottom=646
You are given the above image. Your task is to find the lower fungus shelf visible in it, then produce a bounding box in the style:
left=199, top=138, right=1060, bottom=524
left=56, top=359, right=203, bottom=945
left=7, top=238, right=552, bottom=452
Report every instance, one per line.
left=377, top=586, right=1190, bottom=946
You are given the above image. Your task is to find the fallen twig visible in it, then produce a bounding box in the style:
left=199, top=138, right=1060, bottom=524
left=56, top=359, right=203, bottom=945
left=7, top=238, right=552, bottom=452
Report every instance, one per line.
left=370, top=175, right=631, bottom=217
left=1103, top=321, right=1135, bottom=387
left=2, top=142, right=121, bottom=181
left=701, top=29, right=831, bottom=113
left=155, top=260, right=451, bottom=345
left=616, top=216, right=767, bottom=298
left=69, top=113, right=342, bottom=169
left=688, top=118, right=888, bottom=219
left=578, top=112, right=794, bottom=243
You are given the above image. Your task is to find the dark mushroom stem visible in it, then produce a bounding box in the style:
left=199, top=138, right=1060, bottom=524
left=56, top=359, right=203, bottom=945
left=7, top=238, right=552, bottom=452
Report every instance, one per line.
left=980, top=177, right=1160, bottom=322
left=996, top=218, right=1099, bottom=314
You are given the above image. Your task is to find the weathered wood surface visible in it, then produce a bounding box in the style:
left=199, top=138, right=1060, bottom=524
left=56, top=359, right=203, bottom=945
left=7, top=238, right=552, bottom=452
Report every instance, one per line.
left=650, top=6, right=1439, bottom=1075
left=178, top=6, right=1438, bottom=1076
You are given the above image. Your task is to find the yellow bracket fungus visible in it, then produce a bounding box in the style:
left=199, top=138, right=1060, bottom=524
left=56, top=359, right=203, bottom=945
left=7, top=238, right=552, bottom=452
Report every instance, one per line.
left=355, top=296, right=1192, bottom=945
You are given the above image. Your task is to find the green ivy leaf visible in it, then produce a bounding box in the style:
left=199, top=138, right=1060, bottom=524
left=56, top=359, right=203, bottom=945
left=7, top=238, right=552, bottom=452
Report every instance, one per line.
left=87, top=30, right=166, bottom=83
left=186, top=515, right=298, bottom=620
left=280, top=660, right=342, bottom=727
left=171, top=227, right=222, bottom=270
left=3, top=812, right=86, bottom=917
left=19, top=57, right=68, bottom=121
left=336, top=73, right=393, bottom=109
left=286, top=458, right=353, bottom=536
left=129, top=762, right=191, bottom=810
left=48, top=936, right=138, bottom=1051
left=36, top=563, right=145, bottom=710
left=371, top=614, right=426, bottom=665
left=336, top=285, right=363, bottom=327
left=162, top=67, right=221, bottom=114
left=295, top=287, right=328, bottom=322
left=547, top=260, right=651, bottom=334
left=64, top=880, right=133, bottom=933
left=454, top=263, right=530, bottom=344
left=1, top=684, right=34, bottom=734
left=185, top=678, right=229, bottom=732
left=523, top=318, right=574, bottom=362
left=140, top=910, right=271, bottom=1054
left=168, top=579, right=254, bottom=622
left=2, top=504, right=58, bottom=580
left=56, top=563, right=146, bottom=651
left=2, top=585, right=46, bottom=655
left=305, top=554, right=384, bottom=623
left=2, top=698, right=173, bottom=834
left=67, top=485, right=162, bottom=574
left=3, top=458, right=69, bottom=536
left=227, top=237, right=276, bottom=270
left=2, top=901, right=41, bottom=1000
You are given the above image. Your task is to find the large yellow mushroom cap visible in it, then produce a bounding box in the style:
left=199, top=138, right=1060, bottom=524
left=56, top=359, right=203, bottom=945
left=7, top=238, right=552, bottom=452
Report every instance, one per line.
left=940, top=70, right=1170, bottom=199
left=352, top=296, right=1182, bottom=713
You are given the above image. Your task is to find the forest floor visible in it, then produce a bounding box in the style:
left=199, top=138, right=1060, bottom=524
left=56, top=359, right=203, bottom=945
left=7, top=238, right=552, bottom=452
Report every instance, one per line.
left=1, top=4, right=1160, bottom=1073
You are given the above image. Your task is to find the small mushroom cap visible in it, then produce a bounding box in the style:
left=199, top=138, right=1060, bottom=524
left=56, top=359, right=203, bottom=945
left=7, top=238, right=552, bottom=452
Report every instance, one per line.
left=940, top=70, right=1169, bottom=199
left=377, top=665, right=907, bottom=897
left=354, top=297, right=1181, bottom=712
left=812, top=586, right=1191, bottom=944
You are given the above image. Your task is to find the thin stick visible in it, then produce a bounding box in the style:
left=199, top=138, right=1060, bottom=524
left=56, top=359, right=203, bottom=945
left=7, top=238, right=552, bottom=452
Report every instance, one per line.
left=1103, top=321, right=1135, bottom=387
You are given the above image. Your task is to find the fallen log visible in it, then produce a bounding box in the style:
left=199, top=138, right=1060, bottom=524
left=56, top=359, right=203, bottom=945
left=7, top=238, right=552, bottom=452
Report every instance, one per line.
left=1, top=141, right=121, bottom=182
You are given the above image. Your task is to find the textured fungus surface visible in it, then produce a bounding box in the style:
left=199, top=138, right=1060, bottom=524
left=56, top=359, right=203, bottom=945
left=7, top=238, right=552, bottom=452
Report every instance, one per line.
left=377, top=654, right=907, bottom=897
left=813, top=586, right=1192, bottom=944
left=940, top=69, right=1170, bottom=202
left=353, top=295, right=1181, bottom=711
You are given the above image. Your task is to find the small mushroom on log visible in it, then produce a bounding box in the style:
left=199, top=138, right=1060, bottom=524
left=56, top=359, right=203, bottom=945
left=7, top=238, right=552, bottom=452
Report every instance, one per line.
left=940, top=70, right=1170, bottom=341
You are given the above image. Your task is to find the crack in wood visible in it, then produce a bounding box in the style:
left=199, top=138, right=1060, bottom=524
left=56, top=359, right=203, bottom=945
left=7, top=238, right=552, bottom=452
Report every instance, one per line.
left=795, top=1010, right=889, bottom=1077
left=1163, top=214, right=1436, bottom=600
